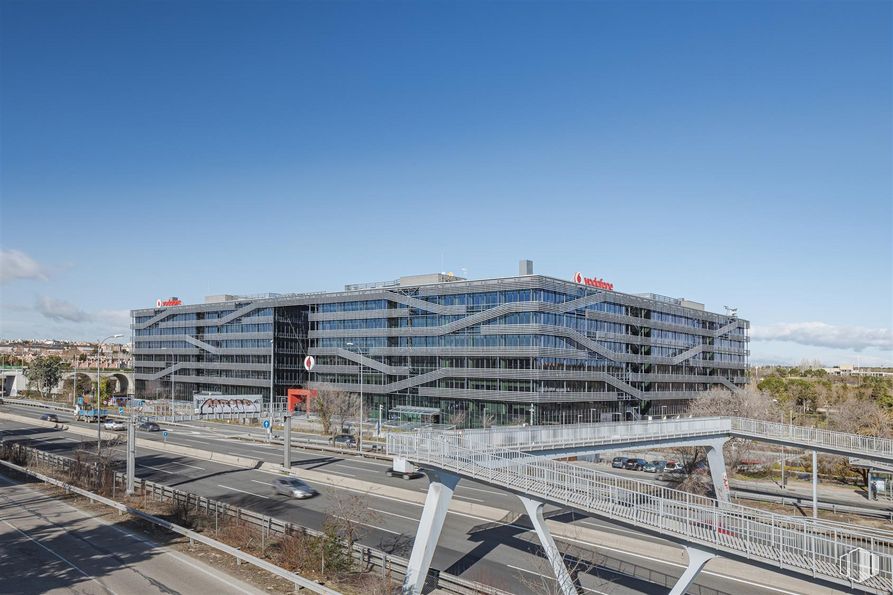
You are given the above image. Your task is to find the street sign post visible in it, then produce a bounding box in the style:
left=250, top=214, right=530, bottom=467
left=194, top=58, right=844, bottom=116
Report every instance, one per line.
left=162, top=430, right=168, bottom=443
left=118, top=407, right=125, bottom=415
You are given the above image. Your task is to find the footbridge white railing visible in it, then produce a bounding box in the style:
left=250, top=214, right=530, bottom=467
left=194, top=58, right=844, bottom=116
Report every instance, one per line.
left=389, top=431, right=893, bottom=593
left=437, top=416, right=893, bottom=465
left=730, top=417, right=893, bottom=463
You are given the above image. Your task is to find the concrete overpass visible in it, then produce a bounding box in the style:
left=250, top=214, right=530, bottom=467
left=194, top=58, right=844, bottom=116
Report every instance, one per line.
left=0, top=367, right=133, bottom=398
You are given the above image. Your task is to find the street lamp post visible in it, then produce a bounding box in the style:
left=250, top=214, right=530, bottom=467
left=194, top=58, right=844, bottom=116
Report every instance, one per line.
left=97, top=334, right=123, bottom=460
left=345, top=342, right=363, bottom=453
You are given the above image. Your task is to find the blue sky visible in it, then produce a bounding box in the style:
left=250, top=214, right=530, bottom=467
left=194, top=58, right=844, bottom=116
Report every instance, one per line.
left=1, top=0, right=890, bottom=366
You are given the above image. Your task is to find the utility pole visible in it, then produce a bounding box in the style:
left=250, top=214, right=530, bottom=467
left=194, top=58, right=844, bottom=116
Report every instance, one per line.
left=126, top=409, right=136, bottom=495
left=812, top=450, right=818, bottom=519
left=346, top=342, right=364, bottom=453
left=170, top=361, right=175, bottom=421
left=283, top=413, right=292, bottom=470
left=97, top=334, right=123, bottom=460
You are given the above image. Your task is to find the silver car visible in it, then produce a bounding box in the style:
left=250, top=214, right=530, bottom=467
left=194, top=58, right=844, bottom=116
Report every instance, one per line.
left=103, top=420, right=126, bottom=431
left=272, top=477, right=317, bottom=499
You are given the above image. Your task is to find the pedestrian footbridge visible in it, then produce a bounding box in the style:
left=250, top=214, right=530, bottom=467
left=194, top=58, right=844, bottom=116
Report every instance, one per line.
left=444, top=416, right=893, bottom=467
left=389, top=422, right=893, bottom=595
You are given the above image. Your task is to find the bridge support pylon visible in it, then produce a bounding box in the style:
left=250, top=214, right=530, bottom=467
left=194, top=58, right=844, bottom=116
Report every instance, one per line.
left=518, top=496, right=578, bottom=595
left=705, top=438, right=730, bottom=504
left=668, top=545, right=716, bottom=595
left=402, top=469, right=459, bottom=594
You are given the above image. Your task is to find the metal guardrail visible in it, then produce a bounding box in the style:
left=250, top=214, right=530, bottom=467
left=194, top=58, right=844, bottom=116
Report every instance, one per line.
left=6, top=445, right=510, bottom=595
left=389, top=432, right=893, bottom=593
left=0, top=455, right=339, bottom=594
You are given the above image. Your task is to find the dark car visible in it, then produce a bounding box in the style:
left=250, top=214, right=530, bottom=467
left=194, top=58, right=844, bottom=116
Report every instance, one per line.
left=624, top=458, right=648, bottom=471
left=138, top=421, right=161, bottom=432
left=612, top=456, right=629, bottom=469
left=40, top=413, right=59, bottom=423
left=331, top=434, right=357, bottom=448
left=644, top=460, right=667, bottom=473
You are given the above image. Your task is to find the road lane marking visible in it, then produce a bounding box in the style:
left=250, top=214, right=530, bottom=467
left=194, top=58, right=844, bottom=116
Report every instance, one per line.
left=332, top=514, right=400, bottom=535
left=506, top=564, right=610, bottom=595
left=369, top=508, right=418, bottom=522
left=217, top=484, right=269, bottom=499
left=164, top=461, right=205, bottom=471
left=454, top=495, right=484, bottom=503
left=332, top=463, right=377, bottom=473
left=137, top=463, right=175, bottom=474
left=1, top=518, right=119, bottom=594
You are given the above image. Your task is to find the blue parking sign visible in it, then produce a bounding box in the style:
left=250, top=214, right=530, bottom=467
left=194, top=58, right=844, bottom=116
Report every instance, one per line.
left=162, top=431, right=169, bottom=438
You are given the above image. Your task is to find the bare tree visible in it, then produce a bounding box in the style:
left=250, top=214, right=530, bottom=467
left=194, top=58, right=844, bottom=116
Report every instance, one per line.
left=448, top=410, right=467, bottom=428
left=481, top=413, right=496, bottom=429
left=831, top=397, right=892, bottom=487
left=314, top=383, right=358, bottom=436
left=324, top=491, right=380, bottom=553
left=686, top=385, right=775, bottom=421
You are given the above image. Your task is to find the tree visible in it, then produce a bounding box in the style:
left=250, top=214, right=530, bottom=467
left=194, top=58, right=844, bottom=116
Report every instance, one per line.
left=832, top=397, right=891, bottom=486
left=24, top=356, right=65, bottom=399
left=60, top=374, right=93, bottom=403
left=313, top=384, right=358, bottom=436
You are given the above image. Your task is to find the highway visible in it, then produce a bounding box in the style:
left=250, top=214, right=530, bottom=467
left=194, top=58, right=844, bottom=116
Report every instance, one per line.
left=0, top=470, right=264, bottom=594
left=0, top=402, right=852, bottom=595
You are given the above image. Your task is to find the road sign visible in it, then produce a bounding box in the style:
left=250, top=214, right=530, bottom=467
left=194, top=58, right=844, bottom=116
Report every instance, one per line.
left=118, top=407, right=125, bottom=415
left=303, top=355, right=316, bottom=371
left=162, top=430, right=168, bottom=438
left=262, top=419, right=271, bottom=430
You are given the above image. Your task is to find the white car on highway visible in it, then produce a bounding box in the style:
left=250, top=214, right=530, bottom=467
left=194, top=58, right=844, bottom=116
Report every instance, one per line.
left=103, top=420, right=126, bottom=431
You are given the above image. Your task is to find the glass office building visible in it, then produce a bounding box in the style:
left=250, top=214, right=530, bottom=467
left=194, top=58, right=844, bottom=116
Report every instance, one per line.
left=132, top=272, right=749, bottom=426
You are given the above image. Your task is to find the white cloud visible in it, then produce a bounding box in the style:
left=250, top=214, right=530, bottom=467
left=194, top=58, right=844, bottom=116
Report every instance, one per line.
left=35, top=296, right=92, bottom=323
left=0, top=249, right=48, bottom=283
left=751, top=322, right=893, bottom=352
left=95, top=309, right=132, bottom=328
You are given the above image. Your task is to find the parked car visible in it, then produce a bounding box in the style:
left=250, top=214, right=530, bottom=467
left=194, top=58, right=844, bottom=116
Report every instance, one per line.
left=611, top=456, right=629, bottom=469
left=624, top=458, right=648, bottom=471
left=138, top=421, right=161, bottom=432
left=331, top=434, right=357, bottom=448
left=272, top=477, right=317, bottom=499
left=104, top=420, right=126, bottom=431
left=644, top=460, right=667, bottom=473
left=39, top=413, right=59, bottom=423
left=659, top=468, right=687, bottom=481
left=663, top=461, right=680, bottom=471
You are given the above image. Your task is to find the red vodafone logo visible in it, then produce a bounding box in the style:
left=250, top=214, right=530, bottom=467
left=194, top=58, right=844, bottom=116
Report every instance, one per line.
left=573, top=272, right=614, bottom=291
left=303, top=356, right=316, bottom=371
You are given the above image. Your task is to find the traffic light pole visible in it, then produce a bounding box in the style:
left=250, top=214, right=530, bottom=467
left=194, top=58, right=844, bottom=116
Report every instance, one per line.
left=283, top=414, right=292, bottom=470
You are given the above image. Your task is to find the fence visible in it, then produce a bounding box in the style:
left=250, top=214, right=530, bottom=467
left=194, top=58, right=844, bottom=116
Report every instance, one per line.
left=389, top=431, right=893, bottom=594
left=7, top=445, right=511, bottom=595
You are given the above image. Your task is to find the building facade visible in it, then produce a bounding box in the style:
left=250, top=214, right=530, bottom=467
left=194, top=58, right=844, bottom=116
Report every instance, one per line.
left=132, top=273, right=749, bottom=426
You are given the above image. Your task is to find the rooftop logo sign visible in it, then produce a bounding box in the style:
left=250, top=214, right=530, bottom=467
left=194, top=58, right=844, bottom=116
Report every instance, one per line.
left=156, top=297, right=182, bottom=307
left=573, top=272, right=614, bottom=291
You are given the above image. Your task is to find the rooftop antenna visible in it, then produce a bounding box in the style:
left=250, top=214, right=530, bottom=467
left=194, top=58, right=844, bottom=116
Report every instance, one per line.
left=723, top=305, right=738, bottom=318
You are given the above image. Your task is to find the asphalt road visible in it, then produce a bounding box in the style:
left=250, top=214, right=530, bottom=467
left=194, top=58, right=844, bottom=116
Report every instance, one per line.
left=0, top=403, right=850, bottom=595
left=0, top=470, right=264, bottom=595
